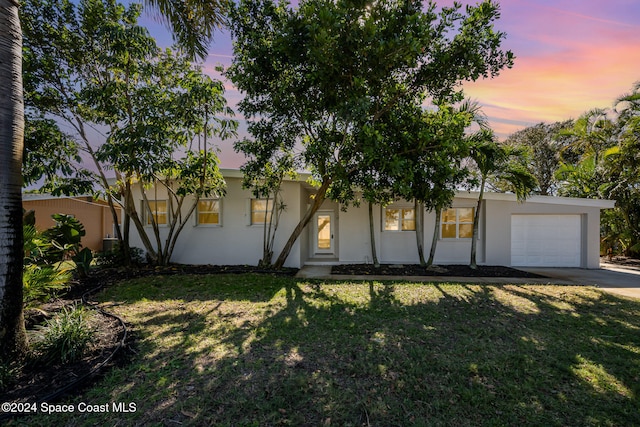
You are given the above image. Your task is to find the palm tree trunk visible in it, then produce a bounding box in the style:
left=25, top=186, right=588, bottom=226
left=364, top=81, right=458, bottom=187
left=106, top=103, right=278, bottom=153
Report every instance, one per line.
left=0, top=0, right=28, bottom=360
left=470, top=179, right=485, bottom=269
left=427, top=207, right=441, bottom=267
left=368, top=202, right=379, bottom=268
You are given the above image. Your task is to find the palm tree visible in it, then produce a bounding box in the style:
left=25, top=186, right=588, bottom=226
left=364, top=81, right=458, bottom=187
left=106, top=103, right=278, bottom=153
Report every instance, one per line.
left=426, top=100, right=487, bottom=268
left=144, top=0, right=229, bottom=58
left=0, top=0, right=228, bottom=360
left=467, top=130, right=537, bottom=269
left=0, top=0, right=28, bottom=361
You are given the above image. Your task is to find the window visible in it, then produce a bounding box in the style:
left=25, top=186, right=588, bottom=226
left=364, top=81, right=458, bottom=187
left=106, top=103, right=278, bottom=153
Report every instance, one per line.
left=197, top=199, right=220, bottom=225
left=441, top=207, right=474, bottom=238
left=251, top=199, right=272, bottom=225
left=145, top=200, right=168, bottom=225
left=384, top=207, right=415, bottom=231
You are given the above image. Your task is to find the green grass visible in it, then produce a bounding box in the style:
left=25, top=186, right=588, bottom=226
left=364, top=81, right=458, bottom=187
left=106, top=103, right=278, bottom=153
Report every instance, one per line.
left=20, top=274, right=640, bottom=426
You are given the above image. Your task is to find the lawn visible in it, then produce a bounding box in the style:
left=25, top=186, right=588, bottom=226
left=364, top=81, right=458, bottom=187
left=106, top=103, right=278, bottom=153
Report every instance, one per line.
left=20, top=274, right=640, bottom=426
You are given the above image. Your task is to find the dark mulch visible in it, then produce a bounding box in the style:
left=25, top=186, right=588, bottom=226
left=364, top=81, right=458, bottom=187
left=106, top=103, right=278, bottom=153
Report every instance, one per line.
left=0, top=309, right=125, bottom=408
left=332, top=263, right=547, bottom=278
left=605, top=256, right=640, bottom=269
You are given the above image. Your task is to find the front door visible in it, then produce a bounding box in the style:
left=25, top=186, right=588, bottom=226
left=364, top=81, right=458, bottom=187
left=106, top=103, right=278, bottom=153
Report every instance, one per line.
left=314, top=211, right=334, bottom=255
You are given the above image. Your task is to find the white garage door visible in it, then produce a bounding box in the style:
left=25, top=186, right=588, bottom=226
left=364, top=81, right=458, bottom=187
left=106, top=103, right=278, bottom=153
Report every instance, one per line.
left=511, top=215, right=582, bottom=267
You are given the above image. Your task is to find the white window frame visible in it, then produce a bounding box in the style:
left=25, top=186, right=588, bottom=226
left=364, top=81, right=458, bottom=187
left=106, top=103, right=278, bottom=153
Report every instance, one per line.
left=144, top=200, right=169, bottom=227
left=441, top=207, right=475, bottom=239
left=196, top=198, right=222, bottom=226
left=383, top=206, right=416, bottom=232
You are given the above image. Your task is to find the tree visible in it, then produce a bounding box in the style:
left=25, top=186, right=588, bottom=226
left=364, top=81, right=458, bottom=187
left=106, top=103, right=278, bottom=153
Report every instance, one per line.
left=1, top=0, right=228, bottom=360
left=601, top=81, right=640, bottom=256
left=555, top=109, right=616, bottom=199
left=502, top=120, right=573, bottom=196
left=23, top=0, right=236, bottom=266
left=467, top=131, right=537, bottom=269
left=144, top=0, right=229, bottom=58
left=0, top=0, right=28, bottom=361
left=228, top=0, right=514, bottom=269
left=235, top=136, right=298, bottom=267
left=92, top=49, right=236, bottom=265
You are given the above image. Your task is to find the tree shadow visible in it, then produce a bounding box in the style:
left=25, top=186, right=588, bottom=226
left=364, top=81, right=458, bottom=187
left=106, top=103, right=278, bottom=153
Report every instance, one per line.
left=32, top=279, right=640, bottom=427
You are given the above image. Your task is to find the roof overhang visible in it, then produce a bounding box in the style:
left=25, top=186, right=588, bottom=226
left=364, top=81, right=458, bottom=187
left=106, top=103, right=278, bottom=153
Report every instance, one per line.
left=454, top=190, right=616, bottom=209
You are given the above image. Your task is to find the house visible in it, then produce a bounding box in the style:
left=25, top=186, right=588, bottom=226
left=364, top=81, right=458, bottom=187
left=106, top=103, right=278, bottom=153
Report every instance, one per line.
left=22, top=194, right=121, bottom=252
left=128, top=169, right=615, bottom=269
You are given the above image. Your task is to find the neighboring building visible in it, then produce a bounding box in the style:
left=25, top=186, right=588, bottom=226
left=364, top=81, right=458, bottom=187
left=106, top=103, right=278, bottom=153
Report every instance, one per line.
left=128, top=169, right=615, bottom=269
left=23, top=194, right=121, bottom=252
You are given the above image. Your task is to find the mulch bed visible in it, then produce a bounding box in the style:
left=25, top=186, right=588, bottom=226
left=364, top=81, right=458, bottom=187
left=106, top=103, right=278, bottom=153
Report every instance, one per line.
left=0, top=309, right=124, bottom=408
left=332, top=263, right=547, bottom=278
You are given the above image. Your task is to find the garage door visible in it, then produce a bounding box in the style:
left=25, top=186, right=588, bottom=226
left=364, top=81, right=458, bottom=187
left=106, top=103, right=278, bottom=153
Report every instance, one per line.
left=511, top=215, right=582, bottom=267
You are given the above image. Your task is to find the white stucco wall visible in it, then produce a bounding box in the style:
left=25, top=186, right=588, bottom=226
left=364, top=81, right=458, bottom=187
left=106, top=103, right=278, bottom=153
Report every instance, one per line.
left=337, top=198, right=484, bottom=265
left=333, top=193, right=611, bottom=268
left=128, top=176, right=304, bottom=268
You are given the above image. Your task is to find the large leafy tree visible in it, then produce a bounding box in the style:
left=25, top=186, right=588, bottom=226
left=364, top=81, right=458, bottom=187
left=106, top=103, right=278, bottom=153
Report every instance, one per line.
left=228, top=0, right=514, bottom=269
left=1, top=0, right=228, bottom=360
left=24, top=0, right=236, bottom=266
left=502, top=120, right=573, bottom=196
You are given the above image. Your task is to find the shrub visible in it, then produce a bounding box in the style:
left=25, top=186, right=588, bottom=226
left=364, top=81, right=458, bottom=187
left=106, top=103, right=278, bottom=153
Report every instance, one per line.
left=94, top=243, right=144, bottom=268
left=0, top=361, right=19, bottom=392
left=22, top=265, right=72, bottom=308
left=31, top=305, right=96, bottom=366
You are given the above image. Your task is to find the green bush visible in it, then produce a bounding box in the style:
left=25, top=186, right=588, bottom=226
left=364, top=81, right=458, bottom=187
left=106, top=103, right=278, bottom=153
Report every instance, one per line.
left=31, top=305, right=96, bottom=366
left=94, top=243, right=144, bottom=268
left=0, top=361, right=19, bottom=391
left=23, top=265, right=71, bottom=308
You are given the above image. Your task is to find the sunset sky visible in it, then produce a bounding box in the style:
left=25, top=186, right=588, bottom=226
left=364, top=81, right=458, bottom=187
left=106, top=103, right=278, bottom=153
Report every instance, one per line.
left=141, top=0, right=640, bottom=167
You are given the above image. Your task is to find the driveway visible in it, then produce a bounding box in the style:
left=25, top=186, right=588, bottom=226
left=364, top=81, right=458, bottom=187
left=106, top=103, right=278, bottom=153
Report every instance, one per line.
left=296, top=262, right=640, bottom=300
left=521, top=262, right=640, bottom=300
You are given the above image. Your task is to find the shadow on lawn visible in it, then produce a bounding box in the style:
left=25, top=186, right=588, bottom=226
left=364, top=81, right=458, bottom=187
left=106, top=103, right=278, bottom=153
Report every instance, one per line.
left=30, top=279, right=640, bottom=427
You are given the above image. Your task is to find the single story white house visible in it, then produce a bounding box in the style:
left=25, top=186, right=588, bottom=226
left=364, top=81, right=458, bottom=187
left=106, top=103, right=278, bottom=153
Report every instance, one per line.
left=127, top=169, right=615, bottom=269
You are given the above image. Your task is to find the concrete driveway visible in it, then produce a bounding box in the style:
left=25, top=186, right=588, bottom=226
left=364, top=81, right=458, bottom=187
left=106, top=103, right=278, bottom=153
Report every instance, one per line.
left=521, top=262, right=640, bottom=300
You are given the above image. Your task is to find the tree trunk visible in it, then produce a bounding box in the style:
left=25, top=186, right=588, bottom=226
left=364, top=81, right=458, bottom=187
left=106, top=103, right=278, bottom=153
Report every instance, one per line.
left=273, top=177, right=331, bottom=269
left=368, top=202, right=379, bottom=268
left=0, top=0, right=28, bottom=361
left=415, top=200, right=426, bottom=267
left=426, top=207, right=441, bottom=267
left=470, top=179, right=485, bottom=269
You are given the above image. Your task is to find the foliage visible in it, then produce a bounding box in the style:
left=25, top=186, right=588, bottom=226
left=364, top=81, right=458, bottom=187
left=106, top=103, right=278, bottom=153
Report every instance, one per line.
left=0, top=360, right=20, bottom=391
left=143, top=0, right=230, bottom=59
left=236, top=136, right=298, bottom=267
left=600, top=82, right=640, bottom=256
left=22, top=117, right=95, bottom=196
left=228, top=0, right=514, bottom=268
left=31, top=304, right=95, bottom=365
left=502, top=120, right=573, bottom=196
left=22, top=224, right=72, bottom=307
left=22, top=0, right=237, bottom=266
left=94, top=243, right=145, bottom=268
left=22, top=265, right=71, bottom=308
left=467, top=131, right=537, bottom=268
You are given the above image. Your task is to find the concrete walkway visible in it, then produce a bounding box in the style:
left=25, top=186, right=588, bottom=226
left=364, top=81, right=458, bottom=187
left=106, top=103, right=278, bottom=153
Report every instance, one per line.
left=295, top=263, right=640, bottom=300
